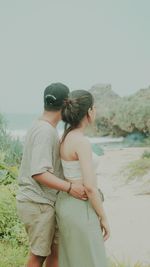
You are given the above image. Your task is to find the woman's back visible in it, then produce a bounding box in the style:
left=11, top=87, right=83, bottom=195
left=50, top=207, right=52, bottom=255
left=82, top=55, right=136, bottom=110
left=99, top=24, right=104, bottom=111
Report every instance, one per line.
left=60, top=130, right=100, bottom=183
left=60, top=130, right=83, bottom=161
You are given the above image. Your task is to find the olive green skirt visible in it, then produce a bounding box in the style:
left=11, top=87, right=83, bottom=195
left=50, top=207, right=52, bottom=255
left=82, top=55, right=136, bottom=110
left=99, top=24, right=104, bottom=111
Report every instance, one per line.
left=55, top=191, right=107, bottom=267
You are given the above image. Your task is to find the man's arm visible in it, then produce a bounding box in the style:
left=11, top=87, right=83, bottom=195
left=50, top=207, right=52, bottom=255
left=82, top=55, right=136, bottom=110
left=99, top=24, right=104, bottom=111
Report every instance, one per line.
left=30, top=130, right=87, bottom=200
left=33, top=171, right=87, bottom=199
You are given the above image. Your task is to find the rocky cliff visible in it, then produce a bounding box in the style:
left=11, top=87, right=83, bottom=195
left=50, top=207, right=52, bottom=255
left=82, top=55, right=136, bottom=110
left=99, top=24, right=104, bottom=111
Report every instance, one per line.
left=89, top=84, right=150, bottom=136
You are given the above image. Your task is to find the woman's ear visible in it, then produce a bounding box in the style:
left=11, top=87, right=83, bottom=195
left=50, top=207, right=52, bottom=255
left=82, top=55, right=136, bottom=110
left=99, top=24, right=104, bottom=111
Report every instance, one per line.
left=87, top=107, right=92, bottom=117
left=87, top=106, right=96, bottom=124
left=87, top=107, right=93, bottom=123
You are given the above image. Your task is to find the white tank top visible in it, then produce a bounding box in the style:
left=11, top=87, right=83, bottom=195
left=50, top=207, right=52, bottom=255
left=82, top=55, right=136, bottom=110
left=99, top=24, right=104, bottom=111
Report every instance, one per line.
left=61, top=152, right=100, bottom=180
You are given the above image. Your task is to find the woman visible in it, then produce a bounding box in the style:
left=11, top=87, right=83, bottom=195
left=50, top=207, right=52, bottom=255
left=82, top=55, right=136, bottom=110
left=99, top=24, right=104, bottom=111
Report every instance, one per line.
left=55, top=90, right=110, bottom=267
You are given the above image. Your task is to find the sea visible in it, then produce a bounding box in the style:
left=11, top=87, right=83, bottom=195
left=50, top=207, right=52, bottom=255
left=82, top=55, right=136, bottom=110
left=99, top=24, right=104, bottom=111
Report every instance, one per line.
left=4, top=113, right=124, bottom=151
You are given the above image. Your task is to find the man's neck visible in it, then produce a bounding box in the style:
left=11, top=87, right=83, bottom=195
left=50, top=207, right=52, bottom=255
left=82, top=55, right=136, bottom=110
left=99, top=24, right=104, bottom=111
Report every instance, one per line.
left=40, top=111, right=61, bottom=128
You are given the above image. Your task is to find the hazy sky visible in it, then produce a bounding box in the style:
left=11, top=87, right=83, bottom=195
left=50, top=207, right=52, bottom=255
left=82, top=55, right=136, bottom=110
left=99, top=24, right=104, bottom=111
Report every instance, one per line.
left=0, top=0, right=150, bottom=114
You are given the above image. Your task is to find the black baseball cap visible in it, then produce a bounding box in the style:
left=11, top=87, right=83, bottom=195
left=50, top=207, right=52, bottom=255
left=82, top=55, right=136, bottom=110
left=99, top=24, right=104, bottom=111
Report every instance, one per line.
left=44, top=82, right=70, bottom=111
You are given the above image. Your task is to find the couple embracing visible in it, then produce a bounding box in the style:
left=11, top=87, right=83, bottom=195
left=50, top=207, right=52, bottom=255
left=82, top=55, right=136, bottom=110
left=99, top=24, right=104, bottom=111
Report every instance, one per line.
left=16, top=83, right=110, bottom=267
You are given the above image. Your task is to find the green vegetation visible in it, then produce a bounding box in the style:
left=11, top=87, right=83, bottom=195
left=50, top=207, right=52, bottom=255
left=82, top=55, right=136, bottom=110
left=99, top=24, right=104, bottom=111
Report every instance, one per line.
left=0, top=241, right=27, bottom=267
left=127, top=150, right=150, bottom=180
left=0, top=113, right=28, bottom=264
left=142, top=150, right=150, bottom=159
left=0, top=113, right=23, bottom=165
left=109, top=261, right=149, bottom=267
left=90, top=84, right=150, bottom=139
left=0, top=162, right=18, bottom=185
left=0, top=185, right=28, bottom=246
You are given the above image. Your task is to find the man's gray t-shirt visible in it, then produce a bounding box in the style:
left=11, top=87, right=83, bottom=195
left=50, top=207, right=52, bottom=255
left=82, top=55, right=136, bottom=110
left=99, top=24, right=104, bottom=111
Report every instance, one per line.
left=16, top=120, right=64, bottom=206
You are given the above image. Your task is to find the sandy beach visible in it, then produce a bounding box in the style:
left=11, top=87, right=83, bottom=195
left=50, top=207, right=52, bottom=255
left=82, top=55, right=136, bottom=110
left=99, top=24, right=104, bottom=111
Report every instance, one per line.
left=97, top=147, right=150, bottom=265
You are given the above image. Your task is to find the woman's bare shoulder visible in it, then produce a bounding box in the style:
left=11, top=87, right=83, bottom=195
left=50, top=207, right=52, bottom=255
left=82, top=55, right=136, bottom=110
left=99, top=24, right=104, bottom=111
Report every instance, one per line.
left=68, top=131, right=89, bottom=142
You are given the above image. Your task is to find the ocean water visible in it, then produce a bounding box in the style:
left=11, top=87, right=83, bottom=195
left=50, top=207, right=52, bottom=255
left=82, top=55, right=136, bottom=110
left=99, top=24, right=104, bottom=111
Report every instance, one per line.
left=4, top=113, right=124, bottom=148
left=4, top=113, right=38, bottom=140
left=4, top=113, right=65, bottom=139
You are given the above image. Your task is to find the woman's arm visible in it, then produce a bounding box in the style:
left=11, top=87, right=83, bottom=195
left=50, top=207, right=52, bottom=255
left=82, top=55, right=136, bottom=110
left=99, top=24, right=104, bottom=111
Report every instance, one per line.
left=76, top=137, right=110, bottom=240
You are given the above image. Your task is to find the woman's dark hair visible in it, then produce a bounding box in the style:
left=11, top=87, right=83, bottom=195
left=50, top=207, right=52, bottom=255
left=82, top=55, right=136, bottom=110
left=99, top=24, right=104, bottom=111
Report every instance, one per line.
left=61, top=90, right=94, bottom=142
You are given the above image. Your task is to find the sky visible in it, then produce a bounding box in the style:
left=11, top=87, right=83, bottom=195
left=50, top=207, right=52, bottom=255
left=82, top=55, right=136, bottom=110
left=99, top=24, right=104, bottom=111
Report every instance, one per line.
left=0, top=0, right=150, bottom=114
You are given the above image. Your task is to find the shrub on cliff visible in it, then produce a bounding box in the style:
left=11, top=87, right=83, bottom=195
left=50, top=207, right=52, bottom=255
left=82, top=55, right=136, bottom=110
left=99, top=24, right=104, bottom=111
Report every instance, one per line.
left=113, top=89, right=150, bottom=135
left=90, top=85, right=150, bottom=137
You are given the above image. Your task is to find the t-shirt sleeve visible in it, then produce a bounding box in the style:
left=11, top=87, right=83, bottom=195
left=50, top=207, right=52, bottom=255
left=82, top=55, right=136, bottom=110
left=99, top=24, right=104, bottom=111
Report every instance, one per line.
left=30, top=130, right=54, bottom=177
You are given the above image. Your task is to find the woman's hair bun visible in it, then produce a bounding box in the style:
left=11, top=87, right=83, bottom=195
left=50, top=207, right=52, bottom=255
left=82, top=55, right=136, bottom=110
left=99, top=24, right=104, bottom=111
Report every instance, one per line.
left=61, top=90, right=94, bottom=142
left=63, top=98, right=74, bottom=106
left=62, top=97, right=80, bottom=126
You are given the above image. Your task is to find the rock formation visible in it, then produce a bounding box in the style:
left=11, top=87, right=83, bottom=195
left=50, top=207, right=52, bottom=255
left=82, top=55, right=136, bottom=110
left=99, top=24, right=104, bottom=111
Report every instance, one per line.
left=89, top=84, right=150, bottom=136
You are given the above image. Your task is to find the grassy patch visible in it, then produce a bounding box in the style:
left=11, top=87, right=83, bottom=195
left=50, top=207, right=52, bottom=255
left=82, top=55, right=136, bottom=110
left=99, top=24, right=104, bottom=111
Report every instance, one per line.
left=128, top=158, right=150, bottom=179
left=0, top=241, right=27, bottom=267
left=109, top=260, right=149, bottom=267
left=142, top=150, right=150, bottom=159
left=0, top=185, right=28, bottom=246
left=126, top=150, right=150, bottom=180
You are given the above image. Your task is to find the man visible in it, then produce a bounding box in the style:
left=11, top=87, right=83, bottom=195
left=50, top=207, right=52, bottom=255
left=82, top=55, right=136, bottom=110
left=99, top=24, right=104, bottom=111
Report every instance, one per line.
left=16, top=83, right=86, bottom=267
